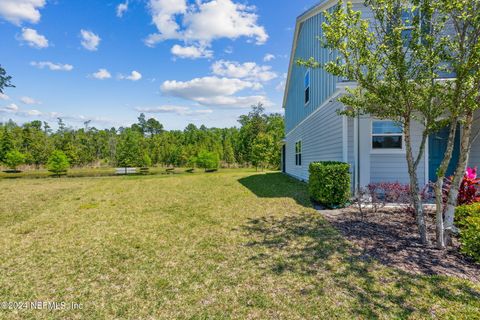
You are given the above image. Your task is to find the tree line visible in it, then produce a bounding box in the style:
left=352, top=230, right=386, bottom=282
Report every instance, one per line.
left=0, top=103, right=284, bottom=171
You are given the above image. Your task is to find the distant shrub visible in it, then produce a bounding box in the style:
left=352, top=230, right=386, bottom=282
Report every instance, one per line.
left=309, top=161, right=350, bottom=208
left=455, top=203, right=480, bottom=262
left=141, top=153, right=152, bottom=168
left=47, top=150, right=70, bottom=176
left=187, top=156, right=197, bottom=169
left=196, top=151, right=219, bottom=172
left=4, top=150, right=26, bottom=172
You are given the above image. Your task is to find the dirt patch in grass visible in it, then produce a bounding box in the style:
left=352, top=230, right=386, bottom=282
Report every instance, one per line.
left=320, top=207, right=480, bottom=282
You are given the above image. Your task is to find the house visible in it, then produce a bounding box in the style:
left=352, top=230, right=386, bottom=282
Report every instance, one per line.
left=282, top=0, right=480, bottom=192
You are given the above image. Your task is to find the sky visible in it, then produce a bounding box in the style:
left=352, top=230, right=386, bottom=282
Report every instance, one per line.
left=0, top=0, right=319, bottom=130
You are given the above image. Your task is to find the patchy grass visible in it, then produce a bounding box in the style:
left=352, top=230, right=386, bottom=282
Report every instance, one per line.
left=0, top=170, right=479, bottom=319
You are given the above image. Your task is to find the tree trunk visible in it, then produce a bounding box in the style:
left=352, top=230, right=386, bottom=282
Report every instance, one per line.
left=433, top=120, right=458, bottom=249
left=404, top=120, right=429, bottom=245
left=444, top=111, right=474, bottom=246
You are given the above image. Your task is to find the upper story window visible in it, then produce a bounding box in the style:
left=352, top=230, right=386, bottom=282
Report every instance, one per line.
left=386, top=8, right=421, bottom=47
left=401, top=9, right=419, bottom=45
left=372, top=120, right=403, bottom=150
left=304, top=69, right=310, bottom=105
left=295, top=141, right=302, bottom=166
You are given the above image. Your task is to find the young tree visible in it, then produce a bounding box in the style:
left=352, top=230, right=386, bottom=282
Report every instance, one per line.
left=196, top=151, right=220, bottom=172
left=0, top=126, right=14, bottom=162
left=251, top=133, right=275, bottom=171
left=4, top=150, right=26, bottom=172
left=438, top=0, right=480, bottom=247
left=47, top=150, right=70, bottom=176
left=223, top=138, right=236, bottom=168
left=299, top=0, right=449, bottom=244
left=116, top=128, right=144, bottom=167
left=141, top=153, right=152, bottom=168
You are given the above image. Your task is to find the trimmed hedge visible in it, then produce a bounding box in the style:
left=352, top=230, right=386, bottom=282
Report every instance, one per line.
left=309, top=161, right=350, bottom=208
left=455, top=203, right=480, bottom=262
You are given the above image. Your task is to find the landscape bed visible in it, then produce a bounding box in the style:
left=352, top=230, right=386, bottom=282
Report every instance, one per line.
left=0, top=170, right=479, bottom=319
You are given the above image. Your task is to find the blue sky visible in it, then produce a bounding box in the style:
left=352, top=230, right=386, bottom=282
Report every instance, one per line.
left=0, top=0, right=318, bottom=130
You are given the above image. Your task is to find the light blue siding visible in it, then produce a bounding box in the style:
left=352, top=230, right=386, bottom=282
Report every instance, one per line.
left=285, top=99, right=344, bottom=181
left=285, top=6, right=338, bottom=134
left=369, top=120, right=427, bottom=185
left=469, top=110, right=480, bottom=168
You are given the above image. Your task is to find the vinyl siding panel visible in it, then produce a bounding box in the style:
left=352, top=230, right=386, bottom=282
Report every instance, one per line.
left=285, top=6, right=338, bottom=134
left=285, top=99, right=344, bottom=181
left=468, top=111, right=480, bottom=167
left=370, top=120, right=426, bottom=185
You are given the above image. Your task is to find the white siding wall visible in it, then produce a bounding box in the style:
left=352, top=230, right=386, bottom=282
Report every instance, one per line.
left=285, top=98, right=344, bottom=181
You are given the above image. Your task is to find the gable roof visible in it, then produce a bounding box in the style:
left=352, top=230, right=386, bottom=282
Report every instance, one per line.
left=282, top=0, right=362, bottom=108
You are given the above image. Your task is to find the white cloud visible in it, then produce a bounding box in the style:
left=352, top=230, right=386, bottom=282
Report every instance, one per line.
left=26, top=109, right=42, bottom=116
left=80, top=29, right=101, bottom=51
left=91, top=69, right=112, bottom=80
left=0, top=103, right=114, bottom=125
left=119, top=70, right=142, bottom=81
left=212, top=60, right=277, bottom=82
left=20, top=96, right=41, bottom=105
left=276, top=73, right=287, bottom=92
left=171, top=44, right=213, bottom=59
left=0, top=0, right=46, bottom=25
left=30, top=61, right=74, bottom=71
left=116, top=1, right=129, bottom=17
left=0, top=103, right=19, bottom=112
left=0, top=93, right=10, bottom=100
left=161, top=76, right=271, bottom=107
left=275, top=80, right=286, bottom=92
left=263, top=53, right=275, bottom=62
left=145, top=0, right=187, bottom=46
left=145, top=0, right=268, bottom=54
left=19, top=28, right=48, bottom=48
left=135, top=105, right=213, bottom=116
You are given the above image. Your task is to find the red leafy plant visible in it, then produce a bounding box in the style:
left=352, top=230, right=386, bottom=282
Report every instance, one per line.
left=458, top=167, right=480, bottom=205
left=442, top=167, right=480, bottom=207
left=366, top=182, right=432, bottom=214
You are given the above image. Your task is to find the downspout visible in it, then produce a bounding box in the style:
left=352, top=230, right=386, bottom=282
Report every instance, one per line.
left=356, top=112, right=361, bottom=194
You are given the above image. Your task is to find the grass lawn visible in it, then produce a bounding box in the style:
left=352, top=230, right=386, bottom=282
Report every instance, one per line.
left=0, top=170, right=479, bottom=319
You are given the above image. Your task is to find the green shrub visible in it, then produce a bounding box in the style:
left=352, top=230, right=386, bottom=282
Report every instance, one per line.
left=460, top=216, right=480, bottom=262
left=455, top=203, right=480, bottom=228
left=141, top=153, right=152, bottom=168
left=47, top=150, right=70, bottom=176
left=4, top=150, right=26, bottom=171
left=196, top=151, right=219, bottom=172
left=455, top=203, right=480, bottom=262
left=309, top=161, right=350, bottom=208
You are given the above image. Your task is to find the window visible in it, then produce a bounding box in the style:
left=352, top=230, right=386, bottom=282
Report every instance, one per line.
left=401, top=9, right=416, bottom=44
left=372, top=120, right=403, bottom=150
left=304, top=70, right=310, bottom=105
left=295, top=141, right=302, bottom=166
left=386, top=8, right=421, bottom=47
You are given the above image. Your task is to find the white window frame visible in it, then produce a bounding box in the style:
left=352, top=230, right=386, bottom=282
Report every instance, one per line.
left=295, top=140, right=302, bottom=166
left=304, top=69, right=310, bottom=106
left=370, top=119, right=405, bottom=154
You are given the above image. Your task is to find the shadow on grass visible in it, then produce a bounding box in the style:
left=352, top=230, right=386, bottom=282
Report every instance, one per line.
left=238, top=172, right=312, bottom=207
left=240, top=173, right=480, bottom=318
left=244, top=213, right=480, bottom=318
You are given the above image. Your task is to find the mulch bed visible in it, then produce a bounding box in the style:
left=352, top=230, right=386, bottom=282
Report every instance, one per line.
left=320, top=206, right=480, bottom=282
